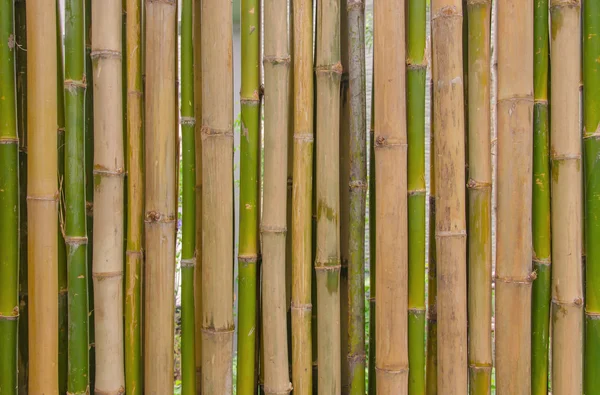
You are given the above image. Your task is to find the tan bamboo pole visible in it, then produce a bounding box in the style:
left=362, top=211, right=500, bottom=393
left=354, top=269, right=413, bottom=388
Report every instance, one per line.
left=26, top=1, right=58, bottom=393
left=200, top=0, right=234, bottom=391
left=91, top=0, right=126, bottom=394
left=374, top=0, right=409, bottom=392
left=143, top=0, right=177, bottom=393
left=431, top=0, right=468, bottom=391
left=550, top=0, right=583, bottom=392
left=495, top=0, right=534, bottom=391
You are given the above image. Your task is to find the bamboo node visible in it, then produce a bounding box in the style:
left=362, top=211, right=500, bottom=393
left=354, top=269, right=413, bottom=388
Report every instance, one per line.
left=347, top=0, right=365, bottom=11
left=240, top=97, right=260, bottom=106
left=435, top=230, right=467, bottom=238
left=290, top=302, right=312, bottom=311
left=127, top=90, right=143, bottom=98
left=145, top=211, right=176, bottom=223
left=552, top=297, right=584, bottom=307
left=408, top=188, right=426, bottom=196
left=93, top=166, right=126, bottom=177
left=201, top=326, right=235, bottom=334
left=374, top=135, right=407, bottom=149
left=466, top=0, right=491, bottom=5
left=583, top=124, right=600, bottom=140
left=469, top=364, right=493, bottom=370
left=181, top=258, right=196, bottom=268
left=93, top=271, right=123, bottom=279
left=90, top=50, right=122, bottom=60
left=261, top=225, right=287, bottom=234
left=126, top=250, right=144, bottom=258
left=65, top=235, right=89, bottom=246
left=0, top=308, right=19, bottom=320
left=86, top=201, right=94, bottom=216
left=64, top=78, right=87, bottom=91
left=349, top=180, right=367, bottom=190
left=406, top=62, right=427, bottom=71
left=66, top=387, right=90, bottom=395
left=495, top=272, right=535, bottom=284
left=238, top=254, right=259, bottom=263
left=532, top=256, right=551, bottom=265
left=375, top=366, right=409, bottom=374
left=263, top=383, right=293, bottom=395
left=315, top=61, right=343, bottom=75
left=314, top=263, right=342, bottom=271
left=0, top=136, right=19, bottom=144
left=347, top=352, right=367, bottom=363
left=57, top=127, right=66, bottom=135
left=263, top=55, right=291, bottom=65
left=180, top=116, right=196, bottom=126
left=467, top=179, right=492, bottom=189
left=549, top=0, right=580, bottom=9
left=432, top=5, right=462, bottom=20
left=147, top=0, right=176, bottom=3
left=93, top=386, right=125, bottom=395
left=200, top=125, right=233, bottom=140
left=586, top=311, right=600, bottom=319
left=551, top=153, right=581, bottom=161
left=26, top=193, right=58, bottom=202
left=408, top=307, right=426, bottom=314
left=293, top=133, right=314, bottom=142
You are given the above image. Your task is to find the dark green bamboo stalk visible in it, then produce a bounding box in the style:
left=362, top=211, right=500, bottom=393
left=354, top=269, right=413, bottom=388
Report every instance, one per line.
left=406, top=0, right=426, bottom=392
left=236, top=0, right=261, bottom=389
left=346, top=0, right=367, bottom=393
left=64, top=0, right=90, bottom=393
left=84, top=0, right=95, bottom=388
left=0, top=0, right=19, bottom=392
left=584, top=0, right=600, bottom=391
left=56, top=6, right=69, bottom=393
left=531, top=0, right=551, bottom=391
left=181, top=0, right=197, bottom=394
left=367, top=81, right=376, bottom=395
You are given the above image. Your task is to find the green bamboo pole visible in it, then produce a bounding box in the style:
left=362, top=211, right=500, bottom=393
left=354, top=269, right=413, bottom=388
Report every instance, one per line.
left=64, top=0, right=90, bottom=393
left=346, top=0, right=367, bottom=393
left=531, top=0, right=551, bottom=390
left=367, top=82, right=376, bottom=395
left=181, top=0, right=196, bottom=393
left=236, top=0, right=261, bottom=389
left=466, top=0, right=492, bottom=392
left=584, top=0, right=600, bottom=391
left=15, top=1, right=28, bottom=393
left=56, top=6, right=69, bottom=392
left=125, top=0, right=144, bottom=394
left=0, top=0, right=19, bottom=392
left=406, top=0, right=426, bottom=391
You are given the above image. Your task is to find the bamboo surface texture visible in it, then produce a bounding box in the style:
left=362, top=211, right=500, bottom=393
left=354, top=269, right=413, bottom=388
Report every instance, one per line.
left=495, top=0, right=533, bottom=391
left=367, top=81, right=376, bottom=395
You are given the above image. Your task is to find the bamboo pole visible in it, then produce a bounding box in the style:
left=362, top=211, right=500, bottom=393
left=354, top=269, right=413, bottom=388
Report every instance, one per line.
left=531, top=0, right=551, bottom=390
left=125, top=0, right=144, bottom=393
left=374, top=0, right=409, bottom=391
left=64, top=0, right=90, bottom=392
left=237, top=0, right=261, bottom=388
left=262, top=0, right=292, bottom=390
left=495, top=0, right=533, bottom=390
left=346, top=0, right=367, bottom=393
left=26, top=1, right=59, bottom=393
left=315, top=0, right=342, bottom=389
left=465, top=0, right=492, bottom=392
left=143, top=0, right=177, bottom=393
left=290, top=0, right=314, bottom=391
left=431, top=0, right=468, bottom=390
left=367, top=82, right=376, bottom=395
left=584, top=0, right=600, bottom=391
left=406, top=0, right=427, bottom=391
left=181, top=0, right=196, bottom=393
left=200, top=0, right=234, bottom=390
left=0, top=0, right=19, bottom=391
left=91, top=0, right=126, bottom=393
left=15, top=1, right=29, bottom=392
left=193, top=0, right=203, bottom=391
left=550, top=0, right=583, bottom=392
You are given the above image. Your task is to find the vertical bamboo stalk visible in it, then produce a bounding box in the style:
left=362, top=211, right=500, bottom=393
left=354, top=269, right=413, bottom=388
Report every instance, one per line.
left=374, top=0, right=409, bottom=391
left=406, top=0, right=426, bottom=391
left=315, top=0, right=342, bottom=389
left=465, top=0, right=492, bottom=392
left=91, top=0, right=126, bottom=393
left=431, top=0, right=468, bottom=391
left=367, top=82, right=376, bottom=395
left=291, top=0, right=314, bottom=391
left=584, top=0, right=600, bottom=391
left=495, top=0, right=534, bottom=390
left=0, top=0, right=19, bottom=392
left=311, top=25, right=319, bottom=394
left=550, top=0, right=583, bottom=393
left=237, top=0, right=261, bottom=389
left=193, top=0, right=203, bottom=391
left=531, top=0, right=551, bottom=390
left=200, top=0, right=234, bottom=390
left=64, top=0, right=90, bottom=392
left=125, top=0, right=144, bottom=394
left=181, top=0, right=196, bottom=393
left=26, top=1, right=58, bottom=393
left=262, top=0, right=292, bottom=390
left=15, top=1, right=29, bottom=392
left=143, top=0, right=177, bottom=393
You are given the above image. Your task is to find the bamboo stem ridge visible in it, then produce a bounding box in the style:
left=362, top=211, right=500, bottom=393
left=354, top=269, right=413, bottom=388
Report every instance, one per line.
left=91, top=0, right=125, bottom=394
left=374, top=0, right=409, bottom=391
left=291, top=0, right=314, bottom=391
left=495, top=0, right=533, bottom=390
left=200, top=0, right=234, bottom=390
left=0, top=0, right=19, bottom=391
left=26, top=1, right=59, bottom=394
left=465, top=0, right=492, bottom=392
left=550, top=0, right=583, bottom=393
left=144, top=0, right=177, bottom=393
left=64, top=0, right=90, bottom=392
left=531, top=0, right=551, bottom=390
left=125, top=0, right=144, bottom=394
left=584, top=0, right=600, bottom=391
left=315, top=0, right=342, bottom=390
left=431, top=1, right=468, bottom=393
